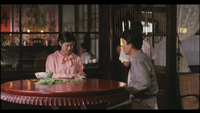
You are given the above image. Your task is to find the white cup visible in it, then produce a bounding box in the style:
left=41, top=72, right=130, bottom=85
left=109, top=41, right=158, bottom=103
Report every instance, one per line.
left=92, top=59, right=97, bottom=63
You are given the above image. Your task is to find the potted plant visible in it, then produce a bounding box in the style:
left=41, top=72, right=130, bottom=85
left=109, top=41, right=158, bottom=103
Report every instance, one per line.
left=1, top=39, right=8, bottom=62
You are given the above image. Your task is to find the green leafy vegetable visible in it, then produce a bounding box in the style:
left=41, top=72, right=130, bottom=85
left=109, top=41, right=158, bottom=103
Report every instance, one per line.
left=44, top=71, right=52, bottom=74
left=70, top=79, right=85, bottom=82
left=35, top=78, right=67, bottom=85
left=35, top=78, right=85, bottom=85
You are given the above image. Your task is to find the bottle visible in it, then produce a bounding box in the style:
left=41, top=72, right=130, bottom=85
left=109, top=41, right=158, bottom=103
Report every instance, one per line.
left=48, top=38, right=51, bottom=46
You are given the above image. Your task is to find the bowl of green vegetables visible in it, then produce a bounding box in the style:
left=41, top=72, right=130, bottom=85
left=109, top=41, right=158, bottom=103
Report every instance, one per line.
left=35, top=71, right=53, bottom=80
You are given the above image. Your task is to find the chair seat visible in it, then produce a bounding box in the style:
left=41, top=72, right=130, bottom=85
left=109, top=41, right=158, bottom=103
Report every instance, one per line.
left=177, top=73, right=199, bottom=109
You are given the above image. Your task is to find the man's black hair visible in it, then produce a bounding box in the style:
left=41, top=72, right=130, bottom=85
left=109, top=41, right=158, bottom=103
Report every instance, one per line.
left=80, top=42, right=89, bottom=52
left=121, top=30, right=143, bottom=50
left=131, top=21, right=143, bottom=33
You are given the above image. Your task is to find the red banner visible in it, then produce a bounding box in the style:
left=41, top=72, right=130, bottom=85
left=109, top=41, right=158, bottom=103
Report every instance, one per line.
left=1, top=5, right=11, bottom=32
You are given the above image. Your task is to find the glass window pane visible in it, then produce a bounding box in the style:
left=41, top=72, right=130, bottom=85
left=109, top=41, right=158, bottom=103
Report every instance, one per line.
left=91, top=5, right=94, bottom=13
left=22, top=46, right=56, bottom=71
left=90, top=34, right=99, bottom=60
left=95, top=38, right=99, bottom=59
left=79, top=5, right=83, bottom=20
left=75, top=34, right=84, bottom=55
left=78, top=21, right=83, bottom=32
left=95, top=5, right=98, bottom=13
left=62, top=5, right=75, bottom=32
left=84, top=5, right=87, bottom=14
left=1, top=34, right=20, bottom=71
left=84, top=20, right=88, bottom=31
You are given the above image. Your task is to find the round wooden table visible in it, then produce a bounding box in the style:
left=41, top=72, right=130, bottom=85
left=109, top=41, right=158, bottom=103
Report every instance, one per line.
left=1, top=78, right=129, bottom=109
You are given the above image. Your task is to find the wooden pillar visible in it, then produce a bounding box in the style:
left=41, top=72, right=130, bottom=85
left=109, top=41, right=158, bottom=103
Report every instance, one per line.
left=99, top=5, right=112, bottom=79
left=59, top=5, right=62, bottom=32
left=166, top=5, right=178, bottom=109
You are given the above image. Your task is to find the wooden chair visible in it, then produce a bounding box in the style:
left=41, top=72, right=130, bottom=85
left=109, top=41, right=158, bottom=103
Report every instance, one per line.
left=177, top=73, right=199, bottom=109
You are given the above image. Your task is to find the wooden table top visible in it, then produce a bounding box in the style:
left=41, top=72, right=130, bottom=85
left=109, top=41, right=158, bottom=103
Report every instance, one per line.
left=1, top=78, right=129, bottom=107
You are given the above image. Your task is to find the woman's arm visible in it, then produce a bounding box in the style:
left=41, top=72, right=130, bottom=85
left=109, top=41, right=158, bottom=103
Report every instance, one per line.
left=46, top=55, right=55, bottom=73
left=76, top=57, right=86, bottom=76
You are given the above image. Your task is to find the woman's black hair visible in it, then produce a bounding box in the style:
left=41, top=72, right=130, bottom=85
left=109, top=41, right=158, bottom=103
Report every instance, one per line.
left=121, top=30, right=143, bottom=50
left=56, top=31, right=76, bottom=50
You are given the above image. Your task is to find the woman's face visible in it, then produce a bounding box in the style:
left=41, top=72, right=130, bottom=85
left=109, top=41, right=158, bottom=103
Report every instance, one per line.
left=59, top=41, right=74, bottom=55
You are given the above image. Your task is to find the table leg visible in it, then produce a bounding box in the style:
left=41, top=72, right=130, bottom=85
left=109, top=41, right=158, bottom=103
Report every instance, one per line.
left=80, top=105, right=87, bottom=109
left=52, top=106, right=59, bottom=110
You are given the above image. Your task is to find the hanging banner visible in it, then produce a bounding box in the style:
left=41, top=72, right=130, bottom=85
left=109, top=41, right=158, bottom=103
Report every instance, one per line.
left=1, top=5, right=11, bottom=32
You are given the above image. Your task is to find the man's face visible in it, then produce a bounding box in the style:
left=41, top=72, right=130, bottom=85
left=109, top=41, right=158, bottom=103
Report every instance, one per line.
left=122, top=38, right=132, bottom=55
left=80, top=46, right=86, bottom=54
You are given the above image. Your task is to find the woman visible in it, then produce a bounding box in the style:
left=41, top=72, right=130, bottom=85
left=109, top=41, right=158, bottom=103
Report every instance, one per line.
left=45, top=31, right=86, bottom=79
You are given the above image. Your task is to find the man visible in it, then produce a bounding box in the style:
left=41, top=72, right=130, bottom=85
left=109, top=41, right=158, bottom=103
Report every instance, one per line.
left=118, top=21, right=157, bottom=87
left=117, top=21, right=157, bottom=68
left=121, top=30, right=158, bottom=109
left=79, top=42, right=92, bottom=65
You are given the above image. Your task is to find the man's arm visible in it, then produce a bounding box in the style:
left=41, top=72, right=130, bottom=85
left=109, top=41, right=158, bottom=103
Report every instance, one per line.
left=123, top=61, right=130, bottom=67
left=126, top=60, right=151, bottom=96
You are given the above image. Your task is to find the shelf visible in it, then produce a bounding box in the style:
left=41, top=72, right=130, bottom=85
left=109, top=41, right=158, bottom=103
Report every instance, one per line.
left=16, top=58, right=47, bottom=60
left=2, top=46, right=57, bottom=48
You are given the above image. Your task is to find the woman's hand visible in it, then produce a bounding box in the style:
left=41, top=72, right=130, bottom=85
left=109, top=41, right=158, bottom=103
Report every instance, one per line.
left=66, top=74, right=77, bottom=79
left=116, top=45, right=121, bottom=54
left=53, top=73, right=86, bottom=79
left=78, top=71, right=87, bottom=76
left=54, top=74, right=76, bottom=79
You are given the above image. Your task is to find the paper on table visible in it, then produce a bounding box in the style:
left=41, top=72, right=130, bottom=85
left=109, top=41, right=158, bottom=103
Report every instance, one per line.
left=75, top=74, right=86, bottom=79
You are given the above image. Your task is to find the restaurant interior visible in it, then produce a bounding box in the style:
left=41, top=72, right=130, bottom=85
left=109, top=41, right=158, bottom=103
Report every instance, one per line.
left=1, top=4, right=199, bottom=110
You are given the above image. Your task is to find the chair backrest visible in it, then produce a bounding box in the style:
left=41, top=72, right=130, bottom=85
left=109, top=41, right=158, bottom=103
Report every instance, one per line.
left=177, top=73, right=199, bottom=109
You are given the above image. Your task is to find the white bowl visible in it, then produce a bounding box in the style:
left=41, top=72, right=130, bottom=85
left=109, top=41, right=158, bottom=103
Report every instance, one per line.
left=35, top=72, right=53, bottom=80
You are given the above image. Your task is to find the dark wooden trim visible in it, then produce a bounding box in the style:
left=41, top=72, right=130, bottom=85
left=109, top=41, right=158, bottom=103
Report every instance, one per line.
left=166, top=5, right=179, bottom=109
left=189, top=65, right=200, bottom=73
left=58, top=5, right=62, bottom=32
left=75, top=5, right=79, bottom=32
left=99, top=5, right=112, bottom=79
left=19, top=4, right=22, bottom=72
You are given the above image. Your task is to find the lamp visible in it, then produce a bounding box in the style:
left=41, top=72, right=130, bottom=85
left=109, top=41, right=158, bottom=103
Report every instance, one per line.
left=144, top=11, right=149, bottom=35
